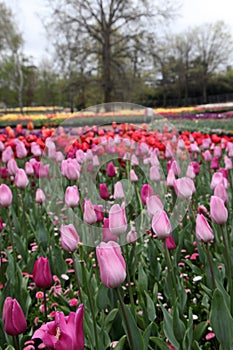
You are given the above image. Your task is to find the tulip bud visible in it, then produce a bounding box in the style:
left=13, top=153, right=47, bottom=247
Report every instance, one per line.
left=14, top=169, right=29, bottom=188
left=33, top=257, right=53, bottom=289
left=126, top=229, right=137, bottom=244
left=140, top=184, right=154, bottom=205
left=152, top=210, right=172, bottom=239
left=173, top=177, right=195, bottom=199
left=130, top=169, right=138, bottom=182
left=146, top=195, right=163, bottom=218
left=65, top=185, right=80, bottom=208
left=2, top=297, right=27, bottom=336
left=0, top=184, right=13, bottom=207
left=83, top=199, right=97, bottom=225
left=60, top=224, right=80, bottom=252
left=109, top=203, right=127, bottom=236
left=15, top=140, right=27, bottom=159
left=94, top=204, right=104, bottom=222
left=211, top=157, right=219, bottom=170
left=113, top=181, right=124, bottom=200
left=203, top=150, right=212, bottom=162
left=25, top=161, right=34, bottom=175
left=36, top=188, right=46, bottom=204
left=99, top=183, right=109, bottom=199
left=7, top=158, right=18, bottom=175
left=106, top=162, right=116, bottom=177
left=196, top=214, right=214, bottom=242
left=166, top=169, right=175, bottom=187
left=186, top=163, right=196, bottom=179
left=96, top=241, right=126, bottom=288
left=165, top=235, right=176, bottom=250
left=210, top=196, right=228, bottom=225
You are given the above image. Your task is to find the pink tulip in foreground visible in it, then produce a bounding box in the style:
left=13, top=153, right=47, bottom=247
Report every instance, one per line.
left=109, top=203, right=127, bottom=236
left=33, top=257, right=53, bottom=289
left=96, top=241, right=126, bottom=288
left=196, top=214, right=214, bottom=242
left=2, top=297, right=27, bottom=336
left=173, top=177, right=195, bottom=199
left=65, top=185, right=80, bottom=208
left=152, top=210, right=172, bottom=240
left=60, top=224, right=80, bottom=252
left=14, top=168, right=29, bottom=188
left=0, top=184, right=12, bottom=207
left=210, top=196, right=228, bottom=225
left=32, top=304, right=84, bottom=350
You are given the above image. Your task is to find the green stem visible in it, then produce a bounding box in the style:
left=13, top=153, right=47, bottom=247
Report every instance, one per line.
left=205, top=242, right=216, bottom=289
left=124, top=245, right=136, bottom=318
left=79, top=244, right=99, bottom=350
left=164, top=242, right=178, bottom=305
left=221, top=225, right=233, bottom=315
left=12, top=334, right=20, bottom=350
left=72, top=252, right=83, bottom=304
left=44, top=289, right=48, bottom=322
left=116, top=287, right=135, bottom=350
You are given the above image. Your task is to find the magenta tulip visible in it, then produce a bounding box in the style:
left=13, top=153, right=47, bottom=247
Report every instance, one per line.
left=102, top=218, right=117, bottom=242
left=2, top=297, right=27, bottom=336
left=173, top=177, right=196, bottom=199
left=106, top=162, right=116, bottom=177
left=33, top=257, right=53, bottom=289
left=0, top=184, right=12, bottom=207
left=65, top=185, right=80, bottom=208
left=32, top=304, right=84, bottom=350
left=165, top=235, right=176, bottom=250
left=94, top=204, right=104, bottom=222
left=196, top=214, right=214, bottom=242
left=152, top=210, right=172, bottom=239
left=33, top=161, right=50, bottom=178
left=60, top=224, right=80, bottom=252
left=99, top=183, right=109, bottom=199
left=109, top=204, right=127, bottom=236
left=96, top=241, right=126, bottom=288
left=210, top=196, right=228, bottom=225
left=140, top=184, right=154, bottom=205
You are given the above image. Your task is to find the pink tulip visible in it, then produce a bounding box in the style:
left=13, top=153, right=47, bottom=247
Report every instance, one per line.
left=224, top=155, right=233, bottom=170
left=25, top=161, right=34, bottom=175
left=203, top=150, right=212, bottom=162
left=2, top=146, right=13, bottom=163
left=113, top=181, right=125, bottom=200
left=76, top=149, right=86, bottom=163
left=173, top=177, right=195, bottom=199
left=126, top=229, right=137, bottom=243
left=2, top=297, right=27, bottom=336
left=149, top=166, right=160, bottom=182
left=15, top=140, right=27, bottom=158
left=146, top=195, right=163, bottom=218
left=102, top=218, right=117, bottom=242
left=83, top=199, right=97, bottom=225
left=131, top=154, right=139, bottom=166
left=60, top=224, right=80, bottom=252
left=31, top=142, right=42, bottom=156
left=96, top=241, right=126, bottom=288
left=0, top=141, right=5, bottom=151
left=166, top=169, right=175, bottom=187
left=152, top=210, right=172, bottom=239
left=94, top=205, right=104, bottom=222
left=213, top=146, right=222, bottom=158
left=32, top=304, right=84, bottom=350
left=211, top=157, right=219, bottom=170
left=33, top=161, right=49, bottom=178
left=36, top=188, right=46, bottom=204
left=33, top=257, right=53, bottom=289
left=65, top=185, right=80, bottom=208
left=61, top=159, right=80, bottom=181
left=14, top=169, right=29, bottom=188
left=196, top=214, right=214, bottom=242
left=7, top=158, right=18, bottom=175
left=130, top=169, right=138, bottom=182
left=186, top=163, right=196, bottom=179
left=190, top=161, right=200, bottom=175
left=214, top=183, right=228, bottom=203
left=165, top=235, right=176, bottom=250
left=99, top=183, right=109, bottom=199
left=56, top=151, right=64, bottom=163
left=170, top=160, right=181, bottom=176
left=140, top=184, right=154, bottom=205
left=210, top=196, right=228, bottom=225
left=92, top=155, right=100, bottom=167
left=0, top=184, right=12, bottom=207
left=109, top=204, right=127, bottom=236
left=106, top=162, right=116, bottom=177
left=198, top=205, right=209, bottom=216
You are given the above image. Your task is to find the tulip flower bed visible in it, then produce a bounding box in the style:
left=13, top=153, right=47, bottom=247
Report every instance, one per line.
left=1, top=121, right=233, bottom=349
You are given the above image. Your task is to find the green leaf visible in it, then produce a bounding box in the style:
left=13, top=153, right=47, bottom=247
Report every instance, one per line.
left=210, top=289, right=233, bottom=350
left=193, top=321, right=208, bottom=342
left=182, top=308, right=193, bottom=350
left=97, top=284, right=110, bottom=309
left=121, top=305, right=144, bottom=350
left=150, top=337, right=169, bottom=350
left=172, top=301, right=185, bottom=344
left=36, top=221, right=48, bottom=250
left=161, top=304, right=180, bottom=350
left=104, top=309, right=118, bottom=333
left=145, top=291, right=156, bottom=321
left=138, top=264, right=148, bottom=293
left=13, top=232, right=27, bottom=262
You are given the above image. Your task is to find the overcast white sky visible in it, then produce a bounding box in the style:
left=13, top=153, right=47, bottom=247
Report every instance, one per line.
left=3, top=0, right=233, bottom=64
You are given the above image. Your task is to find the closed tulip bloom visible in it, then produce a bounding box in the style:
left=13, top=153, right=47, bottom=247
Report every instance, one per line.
left=170, top=160, right=181, bottom=176
left=7, top=158, right=18, bottom=175
left=211, top=156, right=219, bottom=170
left=149, top=166, right=161, bottom=182
left=14, top=169, right=29, bottom=188
left=210, top=196, right=228, bottom=225
left=31, top=142, right=42, bottom=156
left=25, top=161, right=34, bottom=175
left=190, top=161, right=200, bottom=175
left=130, top=169, right=138, bottom=182
left=92, top=155, right=100, bottom=167
left=140, top=184, right=154, bottom=205
left=166, top=169, right=175, bottom=187
left=36, top=188, right=46, bottom=204
left=165, top=235, right=176, bottom=250
left=113, top=181, right=124, bottom=200
left=33, top=161, right=49, bottom=178
left=224, top=155, right=233, bottom=170
left=65, top=185, right=80, bottom=208
left=60, top=224, right=79, bottom=252
left=96, top=241, right=126, bottom=288
left=109, top=203, right=127, bottom=236
left=61, top=159, right=80, bottom=181
left=15, top=140, right=27, bottom=159
left=196, top=214, right=214, bottom=242
left=2, top=297, right=27, bottom=336
left=94, top=205, right=104, bottom=222
left=2, top=146, right=13, bottom=163
left=131, top=154, right=139, bottom=166
left=203, top=150, right=212, bottom=162
left=33, top=257, right=53, bottom=289
left=173, top=177, right=196, bottom=199
left=210, top=172, right=224, bottom=190
left=186, top=163, right=196, bottom=179
left=126, top=229, right=137, bottom=244
left=213, top=145, right=222, bottom=158
left=0, top=184, right=13, bottom=207
left=83, top=199, right=97, bottom=225
left=32, top=304, right=84, bottom=350
left=152, top=210, right=172, bottom=239
left=106, top=162, right=116, bottom=177
left=214, top=183, right=228, bottom=203
left=56, top=151, right=64, bottom=163
left=146, top=195, right=163, bottom=218
left=102, top=218, right=117, bottom=242
left=99, top=183, right=109, bottom=199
